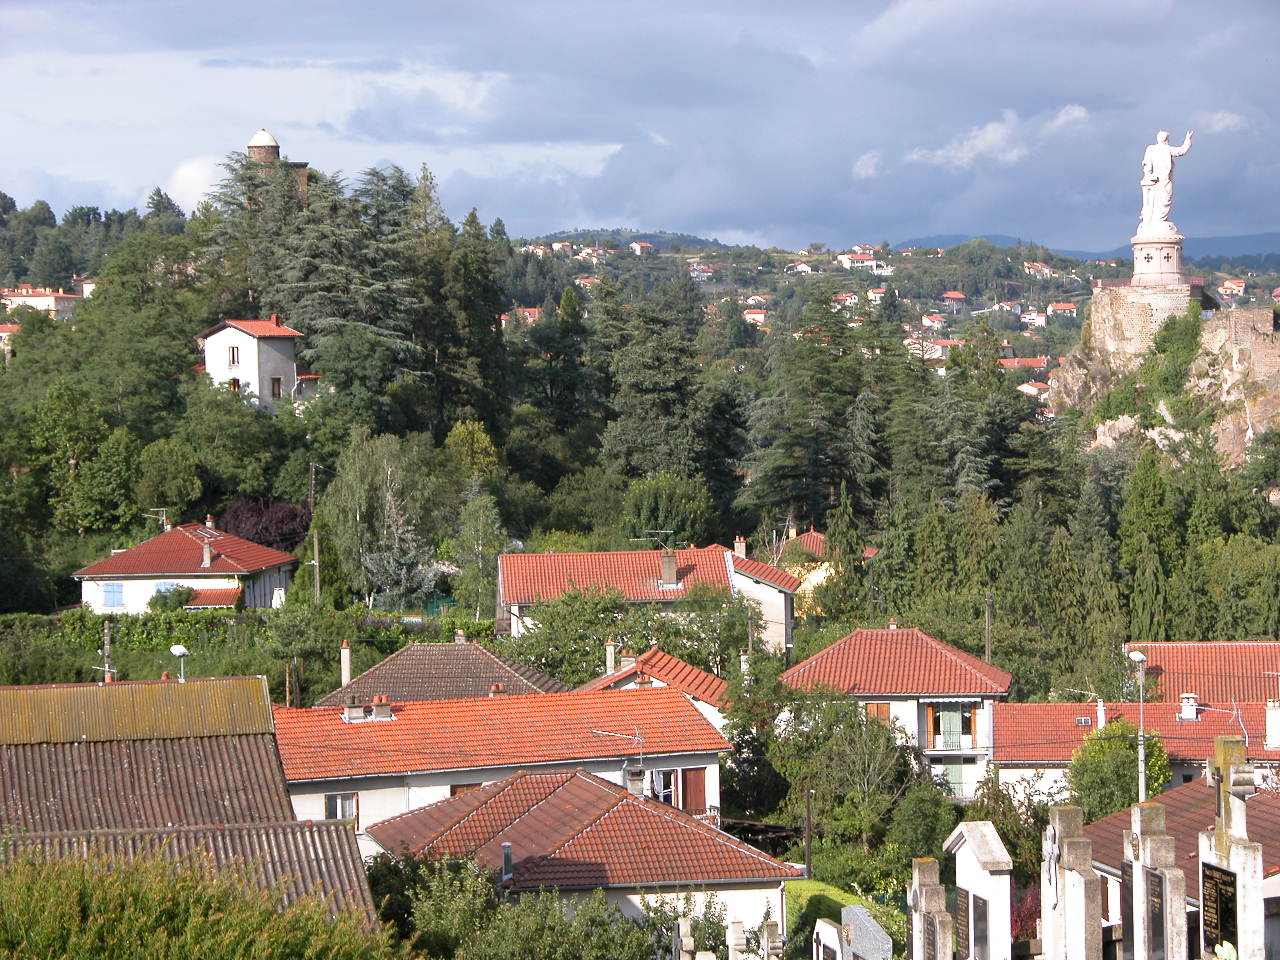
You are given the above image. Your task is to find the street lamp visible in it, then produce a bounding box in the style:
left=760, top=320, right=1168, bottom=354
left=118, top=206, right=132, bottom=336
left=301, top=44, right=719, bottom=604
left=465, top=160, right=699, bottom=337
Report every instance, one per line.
left=169, top=644, right=190, bottom=684
left=1128, top=649, right=1148, bottom=802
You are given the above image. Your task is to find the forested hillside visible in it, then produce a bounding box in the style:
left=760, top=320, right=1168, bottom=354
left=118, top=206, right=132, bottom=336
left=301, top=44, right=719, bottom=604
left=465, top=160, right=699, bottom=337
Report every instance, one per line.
left=2, top=153, right=1279, bottom=706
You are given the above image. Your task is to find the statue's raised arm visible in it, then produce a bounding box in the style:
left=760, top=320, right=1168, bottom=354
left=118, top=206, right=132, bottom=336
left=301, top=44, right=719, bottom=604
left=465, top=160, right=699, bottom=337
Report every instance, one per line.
left=1138, top=129, right=1194, bottom=235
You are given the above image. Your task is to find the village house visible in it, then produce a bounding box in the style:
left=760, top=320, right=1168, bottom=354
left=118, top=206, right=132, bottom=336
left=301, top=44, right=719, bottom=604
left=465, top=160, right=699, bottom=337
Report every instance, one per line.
left=777, top=527, right=878, bottom=613
left=1020, top=311, right=1048, bottom=328
left=780, top=622, right=1012, bottom=799
left=195, top=315, right=321, bottom=412
left=73, top=515, right=296, bottom=614
left=573, top=276, right=600, bottom=290
left=496, top=544, right=799, bottom=654
left=743, top=293, right=773, bottom=306
left=920, top=313, right=947, bottom=329
left=0, top=321, right=18, bottom=362
left=1023, top=261, right=1058, bottom=280
left=628, top=240, right=654, bottom=255
left=941, top=290, right=966, bottom=312
left=1015, top=380, right=1051, bottom=401
left=0, top=676, right=373, bottom=918
left=997, top=355, right=1052, bottom=372
left=499, top=306, right=540, bottom=328
left=1047, top=301, right=1078, bottom=318
left=867, top=287, right=886, bottom=304
left=551, top=240, right=573, bottom=254
left=366, top=769, right=799, bottom=932
left=520, top=244, right=551, bottom=258
left=274, top=687, right=730, bottom=857
left=1, top=284, right=81, bottom=320
left=743, top=307, right=767, bottom=326
left=785, top=261, right=814, bottom=274
left=1220, top=278, right=1246, bottom=301
left=576, top=643, right=730, bottom=731
left=314, top=637, right=569, bottom=707
left=1126, top=640, right=1280, bottom=703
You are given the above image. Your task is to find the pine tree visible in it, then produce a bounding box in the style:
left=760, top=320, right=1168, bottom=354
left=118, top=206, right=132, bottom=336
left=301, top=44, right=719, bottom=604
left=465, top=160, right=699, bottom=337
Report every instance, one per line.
left=1128, top=531, right=1170, bottom=644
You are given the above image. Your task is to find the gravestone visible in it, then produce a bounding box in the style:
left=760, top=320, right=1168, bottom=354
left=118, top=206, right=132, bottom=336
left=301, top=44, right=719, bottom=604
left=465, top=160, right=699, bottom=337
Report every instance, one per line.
left=910, top=858, right=953, bottom=960
left=674, top=917, right=695, bottom=960
left=1198, top=736, right=1263, bottom=960
left=1040, top=806, right=1102, bottom=960
left=945, top=821, right=1013, bottom=960
left=840, top=904, right=891, bottom=960
left=1121, top=801, right=1187, bottom=960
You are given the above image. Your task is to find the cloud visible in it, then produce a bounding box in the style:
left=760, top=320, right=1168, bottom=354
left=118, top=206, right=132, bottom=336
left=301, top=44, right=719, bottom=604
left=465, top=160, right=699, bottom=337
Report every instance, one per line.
left=160, top=156, right=223, bottom=214
left=851, top=150, right=881, bottom=180
left=1047, top=104, right=1089, bottom=131
left=1203, top=110, right=1247, bottom=133
left=906, top=109, right=1028, bottom=169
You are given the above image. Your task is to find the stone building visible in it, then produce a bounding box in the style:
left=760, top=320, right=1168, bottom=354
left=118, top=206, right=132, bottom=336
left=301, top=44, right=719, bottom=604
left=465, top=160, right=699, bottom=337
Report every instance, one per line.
left=246, top=128, right=309, bottom=196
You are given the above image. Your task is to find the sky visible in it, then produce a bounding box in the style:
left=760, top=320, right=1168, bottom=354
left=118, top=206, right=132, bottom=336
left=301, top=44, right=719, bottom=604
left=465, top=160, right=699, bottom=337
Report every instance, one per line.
left=2, top=0, right=1277, bottom=252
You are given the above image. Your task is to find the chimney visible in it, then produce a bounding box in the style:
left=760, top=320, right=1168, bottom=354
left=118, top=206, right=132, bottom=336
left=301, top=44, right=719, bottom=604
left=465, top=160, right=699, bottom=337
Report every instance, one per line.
left=624, top=766, right=645, bottom=798
left=605, top=639, right=617, bottom=675
left=205, top=514, right=216, bottom=530
left=620, top=649, right=636, bottom=671
left=659, top=548, right=677, bottom=588
left=454, top=629, right=467, bottom=644
left=340, top=638, right=351, bottom=687
left=1096, top=699, right=1107, bottom=729
left=887, top=617, right=898, bottom=630
left=343, top=694, right=365, bottom=722
left=501, top=842, right=513, bottom=881
left=733, top=536, right=747, bottom=558
left=1179, top=693, right=1200, bottom=722
left=160, top=670, right=171, bottom=680
left=371, top=694, right=393, bottom=720
left=490, top=682, right=507, bottom=697
left=201, top=541, right=212, bottom=568
left=270, top=313, right=281, bottom=326
left=635, top=672, right=652, bottom=689
left=1267, top=700, right=1280, bottom=750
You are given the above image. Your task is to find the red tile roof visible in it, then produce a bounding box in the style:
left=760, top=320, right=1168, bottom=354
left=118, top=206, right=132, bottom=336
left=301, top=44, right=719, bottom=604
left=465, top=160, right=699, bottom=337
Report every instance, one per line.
left=1083, top=779, right=1280, bottom=878
left=788, top=529, right=829, bottom=559
left=997, top=356, right=1051, bottom=369
left=183, top=586, right=243, bottom=608
left=781, top=626, right=1012, bottom=697
left=0, top=323, right=20, bottom=334
left=498, top=546, right=798, bottom=606
left=991, top=701, right=1280, bottom=764
left=196, top=317, right=303, bottom=340
left=74, top=523, right=297, bottom=579
left=1124, top=641, right=1280, bottom=705
left=366, top=769, right=800, bottom=889
left=942, top=290, right=965, bottom=299
left=576, top=647, right=729, bottom=708
left=273, top=687, right=730, bottom=782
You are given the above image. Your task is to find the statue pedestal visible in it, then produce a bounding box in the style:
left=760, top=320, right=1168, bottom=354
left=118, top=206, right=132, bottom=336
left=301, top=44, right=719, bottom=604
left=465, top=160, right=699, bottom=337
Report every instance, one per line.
left=1131, top=230, right=1185, bottom=286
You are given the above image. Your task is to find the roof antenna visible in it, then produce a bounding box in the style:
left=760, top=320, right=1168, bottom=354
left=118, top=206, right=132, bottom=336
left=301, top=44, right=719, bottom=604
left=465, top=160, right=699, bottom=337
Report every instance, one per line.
left=141, top=507, right=170, bottom=532
left=628, top=530, right=674, bottom=550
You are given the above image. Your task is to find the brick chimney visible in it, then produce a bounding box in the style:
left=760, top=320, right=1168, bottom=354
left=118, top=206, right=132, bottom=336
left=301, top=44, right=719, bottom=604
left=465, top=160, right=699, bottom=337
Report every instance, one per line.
left=624, top=767, right=645, bottom=798
left=205, top=514, right=216, bottom=530
left=659, top=548, right=678, bottom=588
left=1179, top=693, right=1200, bottom=721
left=733, top=536, right=747, bottom=558
left=454, top=629, right=467, bottom=643
left=343, top=694, right=365, bottom=723
left=490, top=682, right=507, bottom=697
left=635, top=672, right=652, bottom=689
left=270, top=313, right=281, bottom=326
left=887, top=617, right=898, bottom=630
left=371, top=694, right=393, bottom=720
left=605, top=638, right=616, bottom=675
left=620, top=649, right=636, bottom=671
left=340, top=638, right=351, bottom=687
left=201, top=541, right=213, bottom=568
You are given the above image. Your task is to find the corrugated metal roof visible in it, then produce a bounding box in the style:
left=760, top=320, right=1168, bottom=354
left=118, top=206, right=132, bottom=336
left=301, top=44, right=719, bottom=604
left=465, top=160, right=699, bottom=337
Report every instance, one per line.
left=0, top=734, right=294, bottom=832
left=1, top=821, right=375, bottom=919
left=0, top=676, right=274, bottom=744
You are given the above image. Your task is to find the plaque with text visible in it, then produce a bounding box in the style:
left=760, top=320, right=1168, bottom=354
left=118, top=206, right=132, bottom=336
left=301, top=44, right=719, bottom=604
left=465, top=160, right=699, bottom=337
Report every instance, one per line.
left=924, top=913, right=937, bottom=960
left=954, top=887, right=970, bottom=960
left=1120, top=860, right=1134, bottom=960
left=1145, top=867, right=1165, bottom=960
left=1201, top=863, right=1238, bottom=956
left=973, top=895, right=988, bottom=960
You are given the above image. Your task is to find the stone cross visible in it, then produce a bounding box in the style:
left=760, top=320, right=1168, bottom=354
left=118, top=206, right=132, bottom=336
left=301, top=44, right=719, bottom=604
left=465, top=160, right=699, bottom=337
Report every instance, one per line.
left=1121, top=801, right=1187, bottom=960
left=1040, top=806, right=1102, bottom=960
left=1199, top=736, right=1263, bottom=960
left=727, top=920, right=748, bottom=960
left=674, top=917, right=695, bottom=960
left=910, top=858, right=953, bottom=960
left=945, top=821, right=1013, bottom=960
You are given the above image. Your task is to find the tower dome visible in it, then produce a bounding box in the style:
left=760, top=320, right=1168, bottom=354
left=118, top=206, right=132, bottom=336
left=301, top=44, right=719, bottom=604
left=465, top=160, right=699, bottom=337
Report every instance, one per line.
left=247, top=128, right=281, bottom=162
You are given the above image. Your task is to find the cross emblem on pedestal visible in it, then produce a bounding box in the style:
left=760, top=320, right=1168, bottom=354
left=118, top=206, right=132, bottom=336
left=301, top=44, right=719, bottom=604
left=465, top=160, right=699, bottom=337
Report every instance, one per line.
left=1144, top=252, right=1154, bottom=263
left=1164, top=251, right=1173, bottom=262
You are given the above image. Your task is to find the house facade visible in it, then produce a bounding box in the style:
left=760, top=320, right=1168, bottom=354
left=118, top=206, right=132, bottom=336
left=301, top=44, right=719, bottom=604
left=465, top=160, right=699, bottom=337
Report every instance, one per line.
left=1, top=284, right=80, bottom=320
left=780, top=622, right=1012, bottom=799
left=275, top=687, right=730, bottom=857
left=497, top=545, right=798, bottom=654
left=73, top=517, right=297, bottom=614
left=195, top=315, right=319, bottom=412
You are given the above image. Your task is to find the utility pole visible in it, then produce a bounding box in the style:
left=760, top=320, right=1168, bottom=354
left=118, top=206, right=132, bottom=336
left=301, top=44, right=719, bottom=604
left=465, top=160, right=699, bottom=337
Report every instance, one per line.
left=984, top=592, right=993, bottom=663
left=100, top=620, right=114, bottom=681
left=310, top=462, right=321, bottom=604
left=804, top=789, right=814, bottom=878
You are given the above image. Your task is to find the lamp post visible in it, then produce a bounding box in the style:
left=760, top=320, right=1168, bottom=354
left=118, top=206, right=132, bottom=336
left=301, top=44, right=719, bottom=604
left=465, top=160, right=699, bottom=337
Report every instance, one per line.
left=1128, top=648, right=1148, bottom=801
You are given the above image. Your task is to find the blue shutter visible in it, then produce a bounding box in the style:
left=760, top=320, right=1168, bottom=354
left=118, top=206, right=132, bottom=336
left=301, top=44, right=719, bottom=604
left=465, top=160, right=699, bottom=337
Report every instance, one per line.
left=103, top=583, right=123, bottom=608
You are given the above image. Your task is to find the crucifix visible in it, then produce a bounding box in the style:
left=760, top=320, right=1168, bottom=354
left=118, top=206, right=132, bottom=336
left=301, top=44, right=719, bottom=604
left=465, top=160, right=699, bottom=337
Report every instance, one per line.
left=1144, top=252, right=1154, bottom=263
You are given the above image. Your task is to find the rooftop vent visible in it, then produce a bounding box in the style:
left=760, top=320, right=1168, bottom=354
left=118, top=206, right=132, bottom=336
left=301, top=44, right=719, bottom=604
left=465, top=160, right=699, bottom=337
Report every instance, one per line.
left=659, top=548, right=678, bottom=588
left=370, top=694, right=394, bottom=720
left=343, top=695, right=365, bottom=723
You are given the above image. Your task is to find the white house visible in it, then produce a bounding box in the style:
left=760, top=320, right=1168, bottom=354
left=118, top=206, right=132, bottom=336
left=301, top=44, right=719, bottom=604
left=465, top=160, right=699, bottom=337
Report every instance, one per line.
left=195, top=315, right=318, bottom=412
left=1, top=284, right=80, bottom=320
left=274, top=687, right=730, bottom=858
left=496, top=544, right=799, bottom=655
left=780, top=622, right=1012, bottom=799
left=629, top=241, right=654, bottom=255
left=73, top=517, right=297, bottom=614
left=785, top=262, right=814, bottom=274
left=365, top=769, right=799, bottom=933
left=1020, top=311, right=1048, bottom=328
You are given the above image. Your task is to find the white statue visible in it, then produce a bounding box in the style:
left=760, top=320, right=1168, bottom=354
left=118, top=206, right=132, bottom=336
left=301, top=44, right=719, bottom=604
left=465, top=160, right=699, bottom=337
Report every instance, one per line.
left=1138, top=130, right=1193, bottom=234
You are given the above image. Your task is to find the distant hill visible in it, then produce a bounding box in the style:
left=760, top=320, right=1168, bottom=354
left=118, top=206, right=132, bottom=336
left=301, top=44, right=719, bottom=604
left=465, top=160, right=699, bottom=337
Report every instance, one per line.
left=536, top=228, right=730, bottom=252
left=895, top=232, right=1280, bottom=261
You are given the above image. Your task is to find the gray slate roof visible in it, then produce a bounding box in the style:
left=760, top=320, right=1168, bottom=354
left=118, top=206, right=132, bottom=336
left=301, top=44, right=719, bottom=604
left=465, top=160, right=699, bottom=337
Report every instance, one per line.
left=313, top=641, right=569, bottom=707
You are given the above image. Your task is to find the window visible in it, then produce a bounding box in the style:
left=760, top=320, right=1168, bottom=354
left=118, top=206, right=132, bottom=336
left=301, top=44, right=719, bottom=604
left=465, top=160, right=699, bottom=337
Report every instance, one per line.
left=270, top=377, right=283, bottom=399
left=228, top=378, right=241, bottom=393
left=102, top=583, right=123, bottom=608
left=154, top=582, right=176, bottom=595
left=324, top=792, right=358, bottom=821
left=228, top=345, right=239, bottom=366
left=927, top=704, right=973, bottom=750
left=652, top=769, right=677, bottom=806
left=680, top=768, right=706, bottom=812
left=864, top=702, right=891, bottom=724
left=450, top=783, right=481, bottom=796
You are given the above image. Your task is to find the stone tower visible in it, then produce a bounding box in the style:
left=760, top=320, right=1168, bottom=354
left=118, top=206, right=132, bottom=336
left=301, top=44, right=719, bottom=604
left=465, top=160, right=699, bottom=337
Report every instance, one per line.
left=246, top=128, right=309, bottom=197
